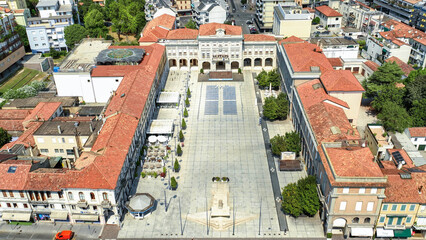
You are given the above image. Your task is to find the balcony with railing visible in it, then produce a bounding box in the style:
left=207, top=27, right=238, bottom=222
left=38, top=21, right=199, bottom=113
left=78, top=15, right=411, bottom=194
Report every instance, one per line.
left=384, top=223, right=406, bottom=229
left=101, top=200, right=112, bottom=208
left=77, top=199, right=88, bottom=208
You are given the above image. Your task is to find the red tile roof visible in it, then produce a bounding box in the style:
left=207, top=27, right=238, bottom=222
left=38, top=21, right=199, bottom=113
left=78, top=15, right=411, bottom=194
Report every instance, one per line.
left=408, top=127, right=426, bottom=137
left=385, top=149, right=415, bottom=168
left=1, top=121, right=43, bottom=150
left=166, top=28, right=199, bottom=40
left=244, top=34, right=276, bottom=42
left=282, top=41, right=333, bottom=73
left=23, top=102, right=61, bottom=127
left=297, top=80, right=360, bottom=143
left=199, top=23, right=242, bottom=36
left=363, top=60, right=379, bottom=72
left=327, top=58, right=342, bottom=67
left=138, top=14, right=176, bottom=42
left=0, top=161, right=31, bottom=190
left=315, top=5, right=342, bottom=17
left=0, top=109, right=31, bottom=131
left=385, top=56, right=414, bottom=76
left=384, top=175, right=422, bottom=203
left=320, top=70, right=365, bottom=92
left=280, top=36, right=305, bottom=44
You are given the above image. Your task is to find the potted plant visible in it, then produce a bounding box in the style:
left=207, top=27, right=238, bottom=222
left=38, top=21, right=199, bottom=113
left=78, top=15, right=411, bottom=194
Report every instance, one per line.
left=187, top=88, right=191, bottom=98
left=200, top=68, right=204, bottom=74
left=171, top=177, right=177, bottom=190
left=163, top=166, right=166, bottom=174
left=179, top=130, right=184, bottom=142
left=141, top=172, right=146, bottom=178
left=326, top=232, right=332, bottom=240
left=185, top=97, right=190, bottom=107
left=184, top=108, right=188, bottom=118
left=222, top=177, right=229, bottom=182
left=214, top=177, right=220, bottom=182
left=174, top=159, right=180, bottom=172
left=160, top=172, right=166, bottom=178
left=182, top=119, right=187, bottom=130
left=238, top=68, right=242, bottom=74
left=153, top=172, right=158, bottom=178
left=177, top=145, right=183, bottom=156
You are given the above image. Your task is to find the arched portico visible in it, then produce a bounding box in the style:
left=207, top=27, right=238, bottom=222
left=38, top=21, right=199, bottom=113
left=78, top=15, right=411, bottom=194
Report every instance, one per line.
left=254, top=58, right=262, bottom=67
left=231, top=61, right=239, bottom=69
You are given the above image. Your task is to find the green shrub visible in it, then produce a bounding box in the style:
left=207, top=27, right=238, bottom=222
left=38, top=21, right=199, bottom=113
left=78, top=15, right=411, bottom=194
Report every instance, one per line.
left=185, top=97, right=190, bottom=107
left=177, top=145, right=182, bottom=156
left=238, top=68, right=242, bottom=74
left=179, top=130, right=184, bottom=142
left=182, top=119, right=187, bottom=129
left=163, top=166, right=166, bottom=174
left=174, top=159, right=180, bottom=171
left=281, top=175, right=320, bottom=217
left=184, top=108, right=188, bottom=117
left=200, top=68, right=204, bottom=74
left=171, top=176, right=177, bottom=189
left=153, top=172, right=158, bottom=178
left=141, top=172, right=146, bottom=178
left=187, top=88, right=191, bottom=98
left=327, top=233, right=332, bottom=238
left=270, top=131, right=301, bottom=156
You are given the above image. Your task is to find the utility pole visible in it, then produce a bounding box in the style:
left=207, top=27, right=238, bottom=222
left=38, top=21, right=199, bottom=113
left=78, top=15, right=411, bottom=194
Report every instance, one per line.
left=164, top=189, right=167, bottom=212
left=179, top=197, right=183, bottom=235
left=258, top=197, right=262, bottom=235
left=233, top=195, right=236, bottom=235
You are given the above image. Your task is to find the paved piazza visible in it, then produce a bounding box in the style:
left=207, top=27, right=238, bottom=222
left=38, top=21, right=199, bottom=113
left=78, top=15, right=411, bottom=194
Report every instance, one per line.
left=119, top=70, right=284, bottom=238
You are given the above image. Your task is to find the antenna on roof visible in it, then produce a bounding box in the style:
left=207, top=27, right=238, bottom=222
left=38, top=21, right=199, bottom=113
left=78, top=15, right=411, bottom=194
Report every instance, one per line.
left=57, top=125, right=62, bottom=134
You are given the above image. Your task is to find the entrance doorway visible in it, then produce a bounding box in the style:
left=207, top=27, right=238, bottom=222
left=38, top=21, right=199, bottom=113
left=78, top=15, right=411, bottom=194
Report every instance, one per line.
left=216, top=61, right=225, bottom=70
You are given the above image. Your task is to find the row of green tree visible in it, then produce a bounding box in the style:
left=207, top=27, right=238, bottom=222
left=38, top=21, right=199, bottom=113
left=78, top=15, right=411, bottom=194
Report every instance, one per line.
left=363, top=62, right=426, bottom=132
left=270, top=131, right=301, bottom=156
left=256, top=69, right=281, bottom=89
left=263, top=92, right=289, bottom=120
left=281, top=175, right=321, bottom=217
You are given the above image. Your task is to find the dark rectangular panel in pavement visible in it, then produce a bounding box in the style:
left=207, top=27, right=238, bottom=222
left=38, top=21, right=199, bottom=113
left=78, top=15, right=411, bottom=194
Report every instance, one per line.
left=205, top=101, right=218, bottom=115
left=223, top=101, right=237, bottom=115
left=223, top=86, right=236, bottom=100
left=206, top=85, right=219, bottom=100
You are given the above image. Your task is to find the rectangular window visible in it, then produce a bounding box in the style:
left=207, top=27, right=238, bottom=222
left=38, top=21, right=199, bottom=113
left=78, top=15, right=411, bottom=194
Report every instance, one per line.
left=13, top=203, right=17, bottom=208
left=59, top=149, right=64, bottom=153
left=396, top=217, right=403, bottom=225
left=355, top=202, right=362, bottom=211
left=55, top=149, right=59, bottom=153
left=24, top=203, right=28, bottom=208
left=58, top=192, right=63, bottom=198
left=406, top=216, right=412, bottom=223
left=339, top=201, right=347, bottom=211
left=40, top=149, right=49, bottom=153
left=371, top=188, right=377, bottom=194
left=50, top=204, right=54, bottom=209
left=52, top=138, right=56, bottom=143
left=2, top=191, right=6, bottom=197
left=367, top=202, right=374, bottom=211
left=379, top=216, right=385, bottom=223
left=383, top=204, right=388, bottom=211
left=71, top=205, right=76, bottom=210
left=19, top=192, right=24, bottom=198
left=392, top=205, right=398, bottom=211
left=66, top=149, right=74, bottom=155
left=410, top=205, right=416, bottom=211
left=343, top=187, right=349, bottom=193
left=6, top=203, right=11, bottom=207
left=68, top=138, right=74, bottom=143
left=61, top=138, right=65, bottom=143
left=62, top=204, right=66, bottom=209
left=388, top=217, right=394, bottom=225
left=8, top=191, right=14, bottom=197
left=359, top=188, right=365, bottom=194
left=401, top=205, right=406, bottom=211
left=37, top=138, right=45, bottom=143
left=47, top=192, right=51, bottom=198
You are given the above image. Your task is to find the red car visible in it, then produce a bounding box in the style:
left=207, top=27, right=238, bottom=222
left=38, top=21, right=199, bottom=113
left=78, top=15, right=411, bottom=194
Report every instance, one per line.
left=54, top=230, right=74, bottom=240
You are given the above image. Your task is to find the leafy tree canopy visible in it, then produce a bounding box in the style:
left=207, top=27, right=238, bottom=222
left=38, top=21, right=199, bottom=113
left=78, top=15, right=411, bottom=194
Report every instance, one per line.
left=84, top=9, right=108, bottom=38
left=64, top=24, right=88, bottom=49
left=270, top=131, right=301, bottom=156
left=0, top=128, right=12, bottom=148
left=377, top=101, right=412, bottom=133
left=281, top=176, right=320, bottom=217
left=15, top=25, right=30, bottom=52
left=257, top=69, right=281, bottom=89
left=365, top=62, right=404, bottom=98
left=185, top=20, right=197, bottom=29
left=263, top=96, right=278, bottom=120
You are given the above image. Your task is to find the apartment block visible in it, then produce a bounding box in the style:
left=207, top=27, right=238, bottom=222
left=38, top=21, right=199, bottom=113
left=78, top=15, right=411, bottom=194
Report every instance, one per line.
left=192, top=0, right=227, bottom=25
left=26, top=0, right=76, bottom=53
left=405, top=127, right=426, bottom=151
left=0, top=12, right=25, bottom=79
left=373, top=0, right=418, bottom=24
left=256, top=0, right=294, bottom=31
left=339, top=0, right=384, bottom=32
left=273, top=4, right=311, bottom=39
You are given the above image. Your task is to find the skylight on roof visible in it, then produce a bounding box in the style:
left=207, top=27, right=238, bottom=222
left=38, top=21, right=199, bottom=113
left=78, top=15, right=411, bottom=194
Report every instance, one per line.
left=7, top=166, right=17, bottom=173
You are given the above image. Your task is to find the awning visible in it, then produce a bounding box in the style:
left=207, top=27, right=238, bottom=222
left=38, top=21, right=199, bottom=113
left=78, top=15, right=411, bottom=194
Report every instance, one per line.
left=50, top=211, right=68, bottom=220
left=394, top=228, right=412, bottom=238
left=2, top=212, right=31, bottom=221
left=72, top=214, right=99, bottom=222
left=333, top=218, right=346, bottom=227
left=147, top=120, right=174, bottom=135
left=376, top=228, right=394, bottom=237
left=157, top=92, right=180, bottom=104
left=414, top=217, right=426, bottom=230
left=351, top=227, right=374, bottom=237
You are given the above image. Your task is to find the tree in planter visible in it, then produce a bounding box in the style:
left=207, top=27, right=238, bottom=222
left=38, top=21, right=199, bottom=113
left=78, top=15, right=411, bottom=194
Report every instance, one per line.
left=187, top=88, right=191, bottom=98
left=311, top=17, right=320, bottom=25
left=263, top=96, right=279, bottom=120
left=0, top=128, right=12, bottom=148
left=182, top=119, right=187, bottom=130
left=238, top=68, right=242, bottom=74
left=270, top=131, right=301, bottom=156
left=174, top=159, right=180, bottom=172
left=298, top=175, right=320, bottom=216
left=184, top=108, right=189, bottom=117
left=275, top=92, right=289, bottom=120
left=270, top=134, right=286, bottom=156
left=281, top=182, right=303, bottom=217
left=185, top=97, right=190, bottom=107
left=179, top=130, right=184, bottom=142
left=200, top=68, right=204, bottom=74
left=177, top=145, right=183, bottom=156
left=170, top=176, right=177, bottom=190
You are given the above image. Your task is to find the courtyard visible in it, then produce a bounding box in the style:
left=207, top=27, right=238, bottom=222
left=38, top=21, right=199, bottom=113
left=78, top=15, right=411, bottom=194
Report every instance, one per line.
left=118, top=69, right=324, bottom=239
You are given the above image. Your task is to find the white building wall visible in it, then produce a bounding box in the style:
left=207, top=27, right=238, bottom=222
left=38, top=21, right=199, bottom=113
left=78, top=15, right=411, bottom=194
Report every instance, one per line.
left=92, top=76, right=124, bottom=103
left=53, top=72, right=96, bottom=102
left=322, top=46, right=359, bottom=59
left=389, top=45, right=411, bottom=63
left=208, top=5, right=227, bottom=23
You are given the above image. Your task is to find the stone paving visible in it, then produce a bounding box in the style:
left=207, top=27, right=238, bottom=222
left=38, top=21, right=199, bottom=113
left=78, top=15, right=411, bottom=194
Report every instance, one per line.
left=119, top=70, right=283, bottom=238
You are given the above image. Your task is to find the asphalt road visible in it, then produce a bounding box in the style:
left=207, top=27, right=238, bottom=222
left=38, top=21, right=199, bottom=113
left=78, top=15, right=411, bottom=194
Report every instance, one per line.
left=228, top=0, right=256, bottom=34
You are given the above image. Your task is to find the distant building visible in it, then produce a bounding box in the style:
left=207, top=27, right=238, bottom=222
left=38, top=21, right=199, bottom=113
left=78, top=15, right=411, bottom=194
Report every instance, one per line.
left=6, top=0, right=27, bottom=10
left=256, top=0, right=296, bottom=31
left=409, top=2, right=426, bottom=31
left=373, top=0, right=418, bottom=24
left=0, top=12, right=25, bottom=79
left=0, top=7, right=30, bottom=26
left=315, top=5, right=342, bottom=30
left=192, top=0, right=227, bottom=25
left=339, top=0, right=384, bottom=32
left=25, top=0, right=76, bottom=53
left=364, top=124, right=394, bottom=160
left=310, top=37, right=359, bottom=59
left=405, top=127, right=426, bottom=151
left=273, top=4, right=311, bottom=39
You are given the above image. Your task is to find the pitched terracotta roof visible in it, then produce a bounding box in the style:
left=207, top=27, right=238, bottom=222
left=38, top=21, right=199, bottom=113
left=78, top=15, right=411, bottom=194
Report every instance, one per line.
left=408, top=127, right=426, bottom=137
left=166, top=28, right=199, bottom=40
left=0, top=161, right=31, bottom=190
left=384, top=175, right=423, bottom=203
left=199, top=23, right=242, bottom=36
left=296, top=80, right=360, bottom=143
left=320, top=70, right=365, bottom=92
left=25, top=168, right=72, bottom=191
left=0, top=109, right=31, bottom=131
left=280, top=36, right=305, bottom=44
left=138, top=14, right=176, bottom=42
left=283, top=41, right=333, bottom=73
left=327, top=58, right=342, bottom=67
left=315, top=5, right=342, bottom=17
left=1, top=121, right=43, bottom=150
left=385, top=56, right=414, bottom=76
left=379, top=20, right=426, bottom=43
left=318, top=144, right=387, bottom=187
left=363, top=60, right=379, bottom=71
left=244, top=34, right=275, bottom=42
left=23, top=102, right=61, bottom=127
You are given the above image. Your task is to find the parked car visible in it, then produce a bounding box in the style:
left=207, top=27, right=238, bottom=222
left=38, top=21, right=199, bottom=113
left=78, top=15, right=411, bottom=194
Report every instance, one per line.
left=246, top=20, right=253, bottom=24
left=250, top=29, right=257, bottom=34
left=54, top=231, right=74, bottom=240
left=316, top=25, right=324, bottom=30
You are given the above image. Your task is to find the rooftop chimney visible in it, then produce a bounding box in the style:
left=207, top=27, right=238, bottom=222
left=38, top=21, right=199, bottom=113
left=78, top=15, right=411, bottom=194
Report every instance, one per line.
left=90, top=123, right=94, bottom=133
left=419, top=186, right=423, bottom=194
left=57, top=125, right=62, bottom=134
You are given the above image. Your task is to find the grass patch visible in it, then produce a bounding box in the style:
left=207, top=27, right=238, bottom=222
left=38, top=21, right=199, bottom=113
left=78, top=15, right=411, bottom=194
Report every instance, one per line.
left=0, top=68, right=40, bottom=94
left=8, top=221, right=33, bottom=225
